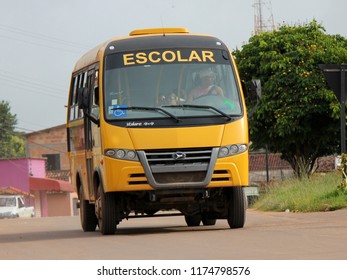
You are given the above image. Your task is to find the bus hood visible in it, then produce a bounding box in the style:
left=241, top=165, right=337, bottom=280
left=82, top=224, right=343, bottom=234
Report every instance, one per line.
left=127, top=125, right=225, bottom=150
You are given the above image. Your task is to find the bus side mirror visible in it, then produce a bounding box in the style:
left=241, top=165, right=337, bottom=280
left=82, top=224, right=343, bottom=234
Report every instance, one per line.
left=77, top=87, right=100, bottom=126
left=242, top=80, right=261, bottom=102
left=241, top=80, right=248, bottom=99
left=77, top=87, right=89, bottom=110
left=245, top=80, right=261, bottom=117
left=248, top=80, right=261, bottom=101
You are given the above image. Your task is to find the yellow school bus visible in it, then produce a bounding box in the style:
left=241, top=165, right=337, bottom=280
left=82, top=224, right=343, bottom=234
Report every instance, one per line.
left=67, top=28, right=249, bottom=235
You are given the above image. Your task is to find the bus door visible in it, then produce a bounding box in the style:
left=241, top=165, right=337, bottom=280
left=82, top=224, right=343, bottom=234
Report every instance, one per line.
left=84, top=67, right=99, bottom=201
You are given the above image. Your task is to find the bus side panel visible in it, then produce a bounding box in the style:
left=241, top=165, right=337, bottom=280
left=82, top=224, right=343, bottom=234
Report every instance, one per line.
left=67, top=123, right=89, bottom=199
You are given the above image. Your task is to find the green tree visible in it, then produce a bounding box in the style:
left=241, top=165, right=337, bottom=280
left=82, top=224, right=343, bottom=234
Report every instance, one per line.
left=0, top=100, right=26, bottom=158
left=234, top=21, right=347, bottom=178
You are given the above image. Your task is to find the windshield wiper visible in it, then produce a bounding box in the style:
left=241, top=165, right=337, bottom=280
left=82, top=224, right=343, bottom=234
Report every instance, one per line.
left=112, top=106, right=181, bottom=122
left=163, top=104, right=233, bottom=121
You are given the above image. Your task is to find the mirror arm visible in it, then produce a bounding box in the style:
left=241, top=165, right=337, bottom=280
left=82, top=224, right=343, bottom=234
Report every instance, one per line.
left=84, top=111, right=100, bottom=127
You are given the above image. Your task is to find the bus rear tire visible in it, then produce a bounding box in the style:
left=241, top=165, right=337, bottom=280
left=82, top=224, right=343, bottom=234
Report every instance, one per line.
left=202, top=212, right=216, bottom=226
left=79, top=187, right=98, bottom=232
left=96, top=184, right=117, bottom=235
left=185, top=213, right=201, bottom=226
left=227, top=187, right=246, bottom=229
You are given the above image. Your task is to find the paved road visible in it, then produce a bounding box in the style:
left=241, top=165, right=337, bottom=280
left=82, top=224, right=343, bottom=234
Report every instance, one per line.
left=0, top=209, right=347, bottom=260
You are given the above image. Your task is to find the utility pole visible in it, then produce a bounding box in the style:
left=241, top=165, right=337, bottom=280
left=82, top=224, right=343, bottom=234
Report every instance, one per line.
left=253, top=0, right=275, bottom=35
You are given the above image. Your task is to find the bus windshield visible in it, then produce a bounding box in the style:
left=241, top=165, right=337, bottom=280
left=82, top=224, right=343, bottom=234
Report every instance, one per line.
left=104, top=49, right=242, bottom=121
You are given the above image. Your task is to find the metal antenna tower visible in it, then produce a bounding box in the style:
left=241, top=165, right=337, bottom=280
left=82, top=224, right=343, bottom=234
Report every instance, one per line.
left=253, top=0, right=275, bottom=35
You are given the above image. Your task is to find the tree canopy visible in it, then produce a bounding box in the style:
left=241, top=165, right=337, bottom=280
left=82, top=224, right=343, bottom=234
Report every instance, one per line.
left=233, top=21, right=347, bottom=178
left=0, top=100, right=26, bottom=158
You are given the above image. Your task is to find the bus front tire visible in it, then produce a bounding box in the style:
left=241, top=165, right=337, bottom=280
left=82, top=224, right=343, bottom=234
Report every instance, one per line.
left=227, top=187, right=246, bottom=229
left=79, top=187, right=98, bottom=232
left=96, top=184, right=117, bottom=235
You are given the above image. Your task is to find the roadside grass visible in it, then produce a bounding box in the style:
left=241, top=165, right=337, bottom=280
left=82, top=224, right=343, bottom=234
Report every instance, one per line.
left=251, top=171, right=347, bottom=212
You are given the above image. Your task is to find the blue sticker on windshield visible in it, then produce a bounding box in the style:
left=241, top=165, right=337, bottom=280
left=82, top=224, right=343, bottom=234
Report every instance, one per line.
left=223, top=100, right=235, bottom=111
left=113, top=105, right=127, bottom=117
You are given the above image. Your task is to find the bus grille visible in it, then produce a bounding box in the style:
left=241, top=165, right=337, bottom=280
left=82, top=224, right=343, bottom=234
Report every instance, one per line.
left=137, top=148, right=218, bottom=188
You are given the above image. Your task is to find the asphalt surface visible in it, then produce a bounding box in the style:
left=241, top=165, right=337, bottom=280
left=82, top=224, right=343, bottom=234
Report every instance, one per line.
left=0, top=208, right=347, bottom=260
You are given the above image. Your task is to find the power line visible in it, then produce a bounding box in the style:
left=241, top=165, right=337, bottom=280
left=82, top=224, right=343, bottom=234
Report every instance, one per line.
left=15, top=121, right=52, bottom=132
left=0, top=73, right=67, bottom=100
left=0, top=69, right=66, bottom=91
left=0, top=158, right=33, bottom=174
left=1, top=125, right=67, bottom=155
left=0, top=79, right=65, bottom=100
left=26, top=139, right=67, bottom=155
left=0, top=23, right=90, bottom=51
left=15, top=126, right=39, bottom=133
left=0, top=33, right=84, bottom=55
left=0, top=74, right=64, bottom=95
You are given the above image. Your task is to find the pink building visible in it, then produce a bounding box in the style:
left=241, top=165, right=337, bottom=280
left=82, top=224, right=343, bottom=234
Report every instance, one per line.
left=0, top=158, right=45, bottom=193
left=0, top=158, right=76, bottom=217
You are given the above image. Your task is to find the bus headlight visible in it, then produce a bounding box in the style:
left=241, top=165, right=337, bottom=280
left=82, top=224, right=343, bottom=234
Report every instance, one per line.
left=218, top=144, right=248, bottom=158
left=105, top=149, right=139, bottom=161
left=219, top=147, right=230, bottom=157
left=126, top=150, right=137, bottom=160
left=116, top=149, right=126, bottom=158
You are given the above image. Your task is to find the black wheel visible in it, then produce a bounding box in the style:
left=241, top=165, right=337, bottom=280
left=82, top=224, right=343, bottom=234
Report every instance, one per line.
left=79, top=187, right=97, bottom=232
left=201, top=212, right=216, bottom=226
left=145, top=210, right=158, bottom=216
left=227, top=187, right=246, bottom=229
left=184, top=213, right=202, bottom=226
left=96, top=184, right=117, bottom=235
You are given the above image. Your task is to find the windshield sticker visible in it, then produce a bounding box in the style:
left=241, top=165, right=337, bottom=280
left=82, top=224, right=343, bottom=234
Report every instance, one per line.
left=111, top=105, right=128, bottom=118
left=223, top=100, right=235, bottom=111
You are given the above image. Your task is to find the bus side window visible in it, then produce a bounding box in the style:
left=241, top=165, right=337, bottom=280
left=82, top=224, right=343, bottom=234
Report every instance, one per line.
left=69, top=71, right=89, bottom=121
left=77, top=72, right=87, bottom=119
left=89, top=70, right=100, bottom=118
left=69, top=76, right=77, bottom=121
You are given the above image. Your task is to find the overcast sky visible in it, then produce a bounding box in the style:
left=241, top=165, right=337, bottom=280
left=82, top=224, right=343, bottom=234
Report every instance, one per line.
left=1, top=0, right=346, bottom=132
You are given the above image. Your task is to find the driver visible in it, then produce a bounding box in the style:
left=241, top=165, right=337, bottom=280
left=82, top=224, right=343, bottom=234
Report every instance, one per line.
left=186, top=69, right=223, bottom=102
